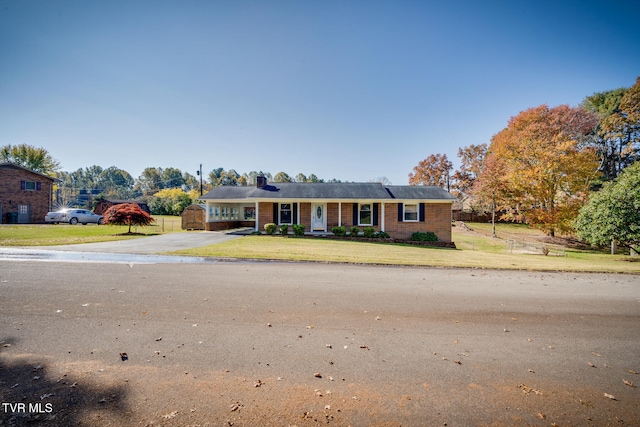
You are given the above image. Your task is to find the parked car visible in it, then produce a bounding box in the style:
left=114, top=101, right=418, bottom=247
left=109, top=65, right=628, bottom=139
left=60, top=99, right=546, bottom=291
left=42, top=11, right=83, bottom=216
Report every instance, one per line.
left=45, top=208, right=103, bottom=225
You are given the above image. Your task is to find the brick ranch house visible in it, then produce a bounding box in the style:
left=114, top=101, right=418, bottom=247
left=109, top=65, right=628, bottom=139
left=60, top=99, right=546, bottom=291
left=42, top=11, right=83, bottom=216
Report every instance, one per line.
left=0, top=162, right=57, bottom=224
left=199, top=177, right=456, bottom=241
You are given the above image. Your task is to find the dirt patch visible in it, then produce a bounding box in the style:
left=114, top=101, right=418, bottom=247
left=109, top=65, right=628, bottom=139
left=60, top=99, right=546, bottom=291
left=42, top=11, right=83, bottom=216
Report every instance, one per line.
left=2, top=354, right=638, bottom=426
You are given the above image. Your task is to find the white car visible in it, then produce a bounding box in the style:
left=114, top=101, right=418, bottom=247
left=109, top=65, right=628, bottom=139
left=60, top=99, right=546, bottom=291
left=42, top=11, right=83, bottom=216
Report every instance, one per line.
left=45, top=209, right=103, bottom=225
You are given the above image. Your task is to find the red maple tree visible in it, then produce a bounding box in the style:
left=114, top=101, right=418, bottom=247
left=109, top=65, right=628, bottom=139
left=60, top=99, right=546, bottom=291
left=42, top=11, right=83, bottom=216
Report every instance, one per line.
left=102, top=203, right=155, bottom=234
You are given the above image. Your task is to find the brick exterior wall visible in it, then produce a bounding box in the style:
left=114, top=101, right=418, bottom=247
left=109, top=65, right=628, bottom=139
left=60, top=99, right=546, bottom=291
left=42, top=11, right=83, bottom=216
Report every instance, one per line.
left=299, top=202, right=311, bottom=231
left=257, top=202, right=274, bottom=231
left=205, top=221, right=254, bottom=231
left=0, top=166, right=54, bottom=224
left=384, top=203, right=452, bottom=241
left=211, top=200, right=452, bottom=241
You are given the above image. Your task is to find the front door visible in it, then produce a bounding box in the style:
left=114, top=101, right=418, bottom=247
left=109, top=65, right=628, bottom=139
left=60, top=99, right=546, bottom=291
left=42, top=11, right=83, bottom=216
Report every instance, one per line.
left=17, top=204, right=30, bottom=223
left=311, top=203, right=325, bottom=231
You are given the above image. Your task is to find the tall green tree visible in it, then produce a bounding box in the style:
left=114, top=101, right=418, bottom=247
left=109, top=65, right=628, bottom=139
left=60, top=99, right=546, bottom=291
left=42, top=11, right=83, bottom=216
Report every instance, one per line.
left=582, top=77, right=640, bottom=181
left=575, top=161, right=640, bottom=254
left=161, top=167, right=185, bottom=189
left=307, top=173, right=323, bottom=183
left=0, top=144, right=61, bottom=175
left=100, top=166, right=134, bottom=198
left=136, top=167, right=164, bottom=195
left=219, top=169, right=240, bottom=186
left=273, top=171, right=293, bottom=183
left=208, top=167, right=225, bottom=187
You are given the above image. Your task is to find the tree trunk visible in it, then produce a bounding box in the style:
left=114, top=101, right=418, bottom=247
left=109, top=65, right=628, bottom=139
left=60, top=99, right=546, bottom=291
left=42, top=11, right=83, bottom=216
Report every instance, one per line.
left=491, top=201, right=496, bottom=238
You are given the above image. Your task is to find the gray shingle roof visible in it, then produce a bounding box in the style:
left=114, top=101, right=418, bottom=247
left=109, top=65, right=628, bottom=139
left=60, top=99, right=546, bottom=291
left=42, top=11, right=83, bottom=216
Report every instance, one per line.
left=385, top=185, right=456, bottom=200
left=201, top=182, right=455, bottom=201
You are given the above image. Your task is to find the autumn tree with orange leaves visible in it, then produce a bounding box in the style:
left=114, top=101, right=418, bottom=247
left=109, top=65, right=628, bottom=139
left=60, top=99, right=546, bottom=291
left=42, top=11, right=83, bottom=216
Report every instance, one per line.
left=472, top=154, right=510, bottom=237
left=452, top=143, right=487, bottom=199
left=487, top=104, right=600, bottom=236
left=408, top=153, right=453, bottom=190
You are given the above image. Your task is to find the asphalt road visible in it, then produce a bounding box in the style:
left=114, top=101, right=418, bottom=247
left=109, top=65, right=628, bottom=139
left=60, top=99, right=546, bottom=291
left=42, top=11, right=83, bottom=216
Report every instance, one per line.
left=1, top=260, right=639, bottom=426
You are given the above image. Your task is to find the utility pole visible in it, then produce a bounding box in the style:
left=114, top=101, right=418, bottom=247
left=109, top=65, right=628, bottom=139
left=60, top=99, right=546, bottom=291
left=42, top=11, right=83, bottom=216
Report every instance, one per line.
left=197, top=164, right=203, bottom=196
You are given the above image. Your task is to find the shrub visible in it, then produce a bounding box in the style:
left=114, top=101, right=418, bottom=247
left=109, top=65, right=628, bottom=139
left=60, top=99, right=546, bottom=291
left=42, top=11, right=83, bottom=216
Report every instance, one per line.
left=363, top=227, right=376, bottom=238
left=350, top=226, right=360, bottom=237
left=376, top=231, right=390, bottom=238
left=332, top=226, right=346, bottom=237
left=411, top=231, right=438, bottom=242
left=293, top=224, right=305, bottom=237
left=264, top=223, right=277, bottom=235
left=280, top=224, right=289, bottom=235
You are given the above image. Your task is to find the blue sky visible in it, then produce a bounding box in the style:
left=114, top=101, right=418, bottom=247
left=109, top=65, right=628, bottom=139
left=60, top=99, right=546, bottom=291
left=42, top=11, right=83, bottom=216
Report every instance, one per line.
left=1, top=0, right=639, bottom=185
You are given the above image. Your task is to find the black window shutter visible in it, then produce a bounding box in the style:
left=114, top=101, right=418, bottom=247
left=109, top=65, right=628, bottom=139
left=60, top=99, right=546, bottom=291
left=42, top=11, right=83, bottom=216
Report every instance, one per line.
left=419, top=203, right=425, bottom=222
left=273, top=203, right=278, bottom=223
left=397, top=203, right=403, bottom=222
left=20, top=180, right=26, bottom=190
left=373, top=203, right=379, bottom=226
left=36, top=182, right=42, bottom=191
left=352, top=203, right=358, bottom=225
left=293, top=203, right=298, bottom=225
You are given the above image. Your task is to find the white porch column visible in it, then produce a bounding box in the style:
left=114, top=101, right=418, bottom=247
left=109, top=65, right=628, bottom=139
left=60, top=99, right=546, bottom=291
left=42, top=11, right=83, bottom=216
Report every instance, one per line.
left=381, top=203, right=385, bottom=231
left=338, top=202, right=342, bottom=227
left=255, top=202, right=259, bottom=232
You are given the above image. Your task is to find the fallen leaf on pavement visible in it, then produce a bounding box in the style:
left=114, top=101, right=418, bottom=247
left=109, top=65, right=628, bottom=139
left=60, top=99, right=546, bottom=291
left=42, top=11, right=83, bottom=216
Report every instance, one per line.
left=162, top=411, right=178, bottom=419
left=604, top=393, right=617, bottom=400
left=518, top=384, right=542, bottom=395
left=623, top=379, right=635, bottom=388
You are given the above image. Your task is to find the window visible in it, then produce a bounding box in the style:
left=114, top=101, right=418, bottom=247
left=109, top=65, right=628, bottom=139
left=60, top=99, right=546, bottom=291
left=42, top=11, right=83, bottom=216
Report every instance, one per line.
left=404, top=204, right=418, bottom=222
left=359, top=204, right=372, bottom=226
left=244, top=207, right=256, bottom=220
left=279, top=203, right=292, bottom=224
left=231, top=207, right=239, bottom=220
left=218, top=206, right=229, bottom=220
left=210, top=206, right=220, bottom=220
left=21, top=181, right=38, bottom=191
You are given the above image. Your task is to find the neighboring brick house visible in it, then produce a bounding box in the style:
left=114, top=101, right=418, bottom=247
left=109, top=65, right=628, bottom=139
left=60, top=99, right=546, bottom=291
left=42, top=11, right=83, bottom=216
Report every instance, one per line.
left=199, top=177, right=456, bottom=241
left=93, top=199, right=151, bottom=215
left=0, top=162, right=57, bottom=224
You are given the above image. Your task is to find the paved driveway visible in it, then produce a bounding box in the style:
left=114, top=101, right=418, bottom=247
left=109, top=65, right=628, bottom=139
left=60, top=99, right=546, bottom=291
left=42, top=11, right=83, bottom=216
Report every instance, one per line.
left=38, top=230, right=242, bottom=254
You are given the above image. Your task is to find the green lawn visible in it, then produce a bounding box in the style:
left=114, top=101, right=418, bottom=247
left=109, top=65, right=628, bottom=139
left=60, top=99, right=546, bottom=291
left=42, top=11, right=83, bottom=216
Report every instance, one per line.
left=2, top=220, right=638, bottom=273
left=0, top=224, right=143, bottom=246
left=171, top=233, right=640, bottom=274
left=0, top=215, right=182, bottom=246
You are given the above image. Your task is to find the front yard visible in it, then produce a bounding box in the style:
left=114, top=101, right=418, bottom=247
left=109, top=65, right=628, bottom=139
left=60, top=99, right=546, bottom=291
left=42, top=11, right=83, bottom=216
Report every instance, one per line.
left=170, top=223, right=640, bottom=273
left=1, top=220, right=638, bottom=273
